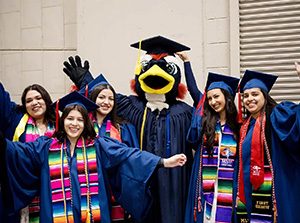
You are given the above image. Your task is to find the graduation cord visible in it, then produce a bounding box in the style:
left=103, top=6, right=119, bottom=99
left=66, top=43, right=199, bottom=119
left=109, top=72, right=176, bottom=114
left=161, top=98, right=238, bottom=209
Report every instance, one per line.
left=165, top=111, right=171, bottom=157
left=82, top=137, right=93, bottom=223
left=262, top=119, right=277, bottom=223
left=60, top=138, right=94, bottom=223
left=140, top=107, right=148, bottom=150
left=194, top=144, right=203, bottom=222
left=60, top=142, right=69, bottom=223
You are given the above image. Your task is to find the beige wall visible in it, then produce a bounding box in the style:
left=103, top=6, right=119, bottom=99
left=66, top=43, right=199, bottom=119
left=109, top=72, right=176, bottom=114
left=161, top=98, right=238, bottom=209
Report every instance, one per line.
left=0, top=0, right=77, bottom=103
left=0, top=0, right=238, bottom=105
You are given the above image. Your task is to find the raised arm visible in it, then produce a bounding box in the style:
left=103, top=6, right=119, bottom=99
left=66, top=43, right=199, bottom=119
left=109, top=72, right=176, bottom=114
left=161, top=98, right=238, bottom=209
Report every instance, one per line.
left=271, top=101, right=300, bottom=153
left=176, top=52, right=202, bottom=106
left=63, top=55, right=94, bottom=89
left=0, top=83, right=22, bottom=136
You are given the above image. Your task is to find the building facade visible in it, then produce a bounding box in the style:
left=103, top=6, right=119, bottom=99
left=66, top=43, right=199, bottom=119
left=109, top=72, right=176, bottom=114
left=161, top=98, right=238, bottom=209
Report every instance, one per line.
left=0, top=0, right=299, bottom=103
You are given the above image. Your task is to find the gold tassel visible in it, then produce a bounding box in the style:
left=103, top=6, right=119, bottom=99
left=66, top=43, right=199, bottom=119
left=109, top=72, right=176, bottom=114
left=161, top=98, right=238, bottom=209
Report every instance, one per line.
left=273, top=203, right=277, bottom=223
left=86, top=210, right=91, bottom=223
left=134, top=40, right=142, bottom=75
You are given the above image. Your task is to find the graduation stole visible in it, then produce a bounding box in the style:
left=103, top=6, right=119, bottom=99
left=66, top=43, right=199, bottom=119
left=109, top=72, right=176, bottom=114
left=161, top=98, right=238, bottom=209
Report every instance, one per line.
left=236, top=113, right=277, bottom=223
left=91, top=115, right=121, bottom=142
left=13, top=114, right=55, bottom=223
left=194, top=123, right=236, bottom=223
left=13, top=114, right=54, bottom=142
left=48, top=138, right=101, bottom=223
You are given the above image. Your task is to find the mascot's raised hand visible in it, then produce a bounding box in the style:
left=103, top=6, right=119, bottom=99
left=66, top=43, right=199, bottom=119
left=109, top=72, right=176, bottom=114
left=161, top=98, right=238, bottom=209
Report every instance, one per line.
left=63, top=55, right=93, bottom=89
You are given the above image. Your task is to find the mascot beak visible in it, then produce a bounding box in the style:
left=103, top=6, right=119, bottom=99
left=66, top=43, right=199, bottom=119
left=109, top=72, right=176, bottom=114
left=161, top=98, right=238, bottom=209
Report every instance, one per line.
left=138, top=64, right=175, bottom=94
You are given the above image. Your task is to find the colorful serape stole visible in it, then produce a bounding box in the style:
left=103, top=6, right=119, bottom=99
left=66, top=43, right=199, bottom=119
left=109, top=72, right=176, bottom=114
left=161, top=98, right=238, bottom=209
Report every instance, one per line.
left=201, top=124, right=236, bottom=223
left=48, top=138, right=101, bottom=223
left=236, top=115, right=275, bottom=223
left=236, top=166, right=273, bottom=223
left=14, top=114, right=55, bottom=223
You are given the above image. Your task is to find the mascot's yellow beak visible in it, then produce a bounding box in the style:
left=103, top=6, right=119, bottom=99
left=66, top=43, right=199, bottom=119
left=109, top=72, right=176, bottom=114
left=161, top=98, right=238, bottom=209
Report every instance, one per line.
left=138, top=64, right=175, bottom=94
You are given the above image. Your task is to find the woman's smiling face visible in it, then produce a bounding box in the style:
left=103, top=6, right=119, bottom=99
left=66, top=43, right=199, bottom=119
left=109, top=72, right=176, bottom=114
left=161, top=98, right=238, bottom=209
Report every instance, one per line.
left=207, top=88, right=226, bottom=114
left=95, top=88, right=114, bottom=117
left=64, top=109, right=84, bottom=142
left=243, top=88, right=265, bottom=118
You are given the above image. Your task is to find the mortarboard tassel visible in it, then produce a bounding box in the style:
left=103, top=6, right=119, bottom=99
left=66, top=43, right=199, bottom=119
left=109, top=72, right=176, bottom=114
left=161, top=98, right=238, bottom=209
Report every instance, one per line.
left=134, top=40, right=142, bottom=75
left=85, top=84, right=89, bottom=98
left=196, top=91, right=206, bottom=116
left=55, top=100, right=60, bottom=131
left=237, top=85, right=243, bottom=123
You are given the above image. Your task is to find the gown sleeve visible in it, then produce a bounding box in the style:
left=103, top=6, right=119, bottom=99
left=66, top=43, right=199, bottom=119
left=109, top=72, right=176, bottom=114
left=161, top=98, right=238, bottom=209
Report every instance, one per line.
left=2, top=137, right=51, bottom=211
left=0, top=82, right=23, bottom=138
left=186, top=107, right=203, bottom=146
left=184, top=62, right=203, bottom=106
left=95, top=136, right=160, bottom=221
left=270, top=101, right=300, bottom=154
left=120, top=122, right=140, bottom=148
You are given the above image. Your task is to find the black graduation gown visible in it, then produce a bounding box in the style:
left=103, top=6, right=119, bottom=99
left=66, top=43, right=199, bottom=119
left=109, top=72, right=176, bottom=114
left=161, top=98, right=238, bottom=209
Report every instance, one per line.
left=116, top=94, right=193, bottom=223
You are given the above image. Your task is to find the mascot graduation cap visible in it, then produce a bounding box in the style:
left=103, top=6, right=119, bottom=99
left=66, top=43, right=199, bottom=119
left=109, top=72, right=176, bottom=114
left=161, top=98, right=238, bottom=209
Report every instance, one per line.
left=63, top=35, right=193, bottom=223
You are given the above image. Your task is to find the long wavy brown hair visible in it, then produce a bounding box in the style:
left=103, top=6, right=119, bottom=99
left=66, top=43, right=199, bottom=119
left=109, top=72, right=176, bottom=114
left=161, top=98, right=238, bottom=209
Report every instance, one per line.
left=201, top=89, right=240, bottom=153
left=18, top=84, right=55, bottom=123
left=89, top=83, right=123, bottom=129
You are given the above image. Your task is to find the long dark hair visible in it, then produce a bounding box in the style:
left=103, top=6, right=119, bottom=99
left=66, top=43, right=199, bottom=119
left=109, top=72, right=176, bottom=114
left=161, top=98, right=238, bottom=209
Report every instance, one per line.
left=201, top=89, right=239, bottom=151
left=89, top=83, right=122, bottom=128
left=18, top=84, right=55, bottom=123
left=53, top=105, right=96, bottom=142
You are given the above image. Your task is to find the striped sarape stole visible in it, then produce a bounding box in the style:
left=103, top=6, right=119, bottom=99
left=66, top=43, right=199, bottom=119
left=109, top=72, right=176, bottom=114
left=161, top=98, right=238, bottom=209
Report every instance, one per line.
left=13, top=114, right=54, bottom=223
left=48, top=138, right=101, bottom=222
left=202, top=124, right=237, bottom=223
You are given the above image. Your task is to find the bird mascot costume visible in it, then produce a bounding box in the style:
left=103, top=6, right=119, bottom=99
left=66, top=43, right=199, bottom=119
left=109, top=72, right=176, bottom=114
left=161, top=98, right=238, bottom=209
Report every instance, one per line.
left=63, top=35, right=193, bottom=223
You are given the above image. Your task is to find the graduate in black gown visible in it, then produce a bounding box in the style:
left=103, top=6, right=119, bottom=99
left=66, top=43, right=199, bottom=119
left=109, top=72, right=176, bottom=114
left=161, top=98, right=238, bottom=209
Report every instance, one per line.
left=0, top=91, right=187, bottom=223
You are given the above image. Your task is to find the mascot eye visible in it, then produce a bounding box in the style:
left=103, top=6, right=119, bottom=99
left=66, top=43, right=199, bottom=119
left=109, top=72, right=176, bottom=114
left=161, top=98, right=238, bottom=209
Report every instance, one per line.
left=141, top=60, right=150, bottom=72
left=166, top=62, right=178, bottom=74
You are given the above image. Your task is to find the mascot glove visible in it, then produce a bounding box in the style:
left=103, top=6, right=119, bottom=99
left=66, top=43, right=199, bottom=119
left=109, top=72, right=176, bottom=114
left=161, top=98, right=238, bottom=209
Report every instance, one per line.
left=63, top=55, right=93, bottom=89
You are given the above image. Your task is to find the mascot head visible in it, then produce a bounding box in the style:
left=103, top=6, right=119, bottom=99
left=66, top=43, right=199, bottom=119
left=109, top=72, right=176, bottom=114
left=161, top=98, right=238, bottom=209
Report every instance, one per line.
left=130, top=36, right=190, bottom=104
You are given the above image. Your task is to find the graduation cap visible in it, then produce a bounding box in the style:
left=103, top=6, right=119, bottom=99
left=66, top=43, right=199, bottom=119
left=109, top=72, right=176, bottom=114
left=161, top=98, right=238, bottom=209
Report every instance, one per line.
left=196, top=72, right=239, bottom=116
left=130, top=35, right=190, bottom=55
left=52, top=91, right=98, bottom=130
left=53, top=91, right=99, bottom=113
left=206, top=72, right=239, bottom=97
left=78, top=74, right=109, bottom=96
left=239, top=70, right=278, bottom=93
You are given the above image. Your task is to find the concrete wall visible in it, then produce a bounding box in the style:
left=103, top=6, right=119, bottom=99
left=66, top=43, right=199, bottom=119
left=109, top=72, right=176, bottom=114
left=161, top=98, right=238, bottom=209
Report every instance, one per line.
left=0, top=0, right=77, bottom=103
left=0, top=0, right=237, bottom=105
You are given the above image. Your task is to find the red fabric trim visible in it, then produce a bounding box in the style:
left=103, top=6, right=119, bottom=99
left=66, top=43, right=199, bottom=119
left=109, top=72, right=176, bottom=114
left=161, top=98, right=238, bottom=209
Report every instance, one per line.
left=250, top=113, right=265, bottom=190
left=150, top=53, right=168, bottom=60
left=176, top=83, right=187, bottom=99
